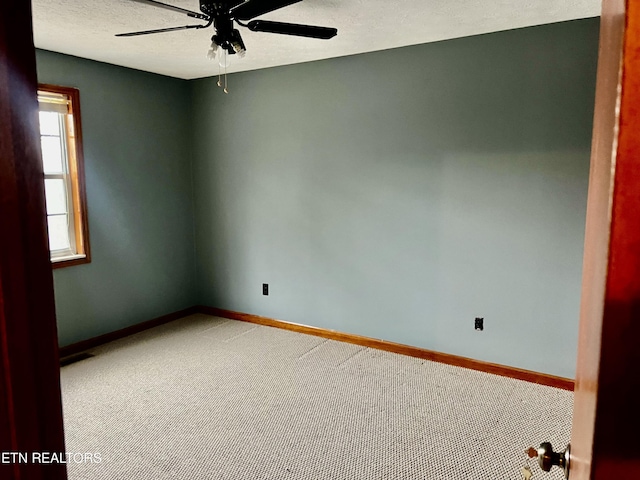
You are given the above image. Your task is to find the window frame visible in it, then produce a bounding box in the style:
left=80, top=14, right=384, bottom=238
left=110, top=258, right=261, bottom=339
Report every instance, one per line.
left=38, top=83, right=91, bottom=269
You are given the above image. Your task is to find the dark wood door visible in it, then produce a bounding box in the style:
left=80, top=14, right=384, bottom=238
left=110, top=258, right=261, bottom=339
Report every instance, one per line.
left=570, top=0, right=640, bottom=478
left=0, top=0, right=68, bottom=479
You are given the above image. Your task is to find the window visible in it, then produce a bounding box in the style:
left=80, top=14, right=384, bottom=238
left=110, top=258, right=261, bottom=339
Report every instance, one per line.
left=38, top=84, right=90, bottom=268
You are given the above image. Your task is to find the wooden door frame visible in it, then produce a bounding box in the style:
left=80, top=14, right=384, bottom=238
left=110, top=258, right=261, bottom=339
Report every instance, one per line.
left=0, top=0, right=68, bottom=479
left=571, top=0, right=640, bottom=478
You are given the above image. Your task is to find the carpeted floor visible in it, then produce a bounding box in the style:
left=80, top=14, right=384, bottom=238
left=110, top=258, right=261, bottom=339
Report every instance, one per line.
left=60, top=314, right=572, bottom=479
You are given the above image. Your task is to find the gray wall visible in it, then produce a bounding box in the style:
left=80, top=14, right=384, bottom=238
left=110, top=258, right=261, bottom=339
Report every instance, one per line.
left=191, top=19, right=599, bottom=378
left=36, top=50, right=197, bottom=347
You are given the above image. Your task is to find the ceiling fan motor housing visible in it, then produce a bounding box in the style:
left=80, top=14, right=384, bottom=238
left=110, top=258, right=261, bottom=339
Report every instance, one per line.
left=212, top=17, right=241, bottom=54
left=199, top=1, right=242, bottom=17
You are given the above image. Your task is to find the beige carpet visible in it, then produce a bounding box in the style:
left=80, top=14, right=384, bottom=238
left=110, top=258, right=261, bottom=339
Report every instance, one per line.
left=61, top=314, right=572, bottom=479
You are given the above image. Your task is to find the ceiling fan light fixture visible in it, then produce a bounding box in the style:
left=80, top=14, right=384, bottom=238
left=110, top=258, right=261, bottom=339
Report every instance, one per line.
left=230, top=29, right=247, bottom=57
left=207, top=40, right=219, bottom=60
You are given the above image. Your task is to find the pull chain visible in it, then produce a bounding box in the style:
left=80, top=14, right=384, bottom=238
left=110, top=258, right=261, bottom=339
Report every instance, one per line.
left=211, top=47, right=229, bottom=94
left=223, top=49, right=229, bottom=94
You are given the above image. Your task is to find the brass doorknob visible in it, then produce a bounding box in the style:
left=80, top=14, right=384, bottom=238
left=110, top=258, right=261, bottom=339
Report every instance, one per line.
left=537, top=442, right=570, bottom=478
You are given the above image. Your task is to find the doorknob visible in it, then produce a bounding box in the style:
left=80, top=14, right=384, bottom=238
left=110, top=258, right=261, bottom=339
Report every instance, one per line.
left=527, top=442, right=570, bottom=478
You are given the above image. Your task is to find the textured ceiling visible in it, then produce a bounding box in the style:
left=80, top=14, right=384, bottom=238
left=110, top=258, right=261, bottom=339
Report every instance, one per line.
left=32, top=0, right=601, bottom=80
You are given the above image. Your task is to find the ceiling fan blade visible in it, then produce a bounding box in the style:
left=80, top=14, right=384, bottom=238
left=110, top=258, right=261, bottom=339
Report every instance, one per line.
left=125, top=0, right=208, bottom=20
left=116, top=24, right=205, bottom=37
left=231, top=0, right=302, bottom=21
left=247, top=20, right=337, bottom=39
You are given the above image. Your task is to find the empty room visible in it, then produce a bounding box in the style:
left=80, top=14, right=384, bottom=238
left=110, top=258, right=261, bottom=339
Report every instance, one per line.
left=2, top=1, right=640, bottom=479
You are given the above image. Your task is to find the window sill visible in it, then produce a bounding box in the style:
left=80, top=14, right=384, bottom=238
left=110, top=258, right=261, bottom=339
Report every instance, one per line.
left=51, top=254, right=90, bottom=269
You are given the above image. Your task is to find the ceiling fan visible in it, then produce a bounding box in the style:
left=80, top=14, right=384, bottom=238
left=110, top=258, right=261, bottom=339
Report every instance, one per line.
left=116, top=0, right=338, bottom=58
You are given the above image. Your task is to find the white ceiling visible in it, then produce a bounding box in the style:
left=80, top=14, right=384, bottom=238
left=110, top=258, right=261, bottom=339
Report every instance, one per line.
left=32, top=0, right=601, bottom=80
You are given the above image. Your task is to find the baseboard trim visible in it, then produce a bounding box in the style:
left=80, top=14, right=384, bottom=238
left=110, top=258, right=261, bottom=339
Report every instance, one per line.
left=58, top=304, right=574, bottom=391
left=58, top=306, right=198, bottom=359
left=198, top=306, right=575, bottom=391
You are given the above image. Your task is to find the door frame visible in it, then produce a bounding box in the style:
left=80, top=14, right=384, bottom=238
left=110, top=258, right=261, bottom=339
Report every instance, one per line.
left=0, top=1, right=68, bottom=479
left=570, top=0, right=640, bottom=478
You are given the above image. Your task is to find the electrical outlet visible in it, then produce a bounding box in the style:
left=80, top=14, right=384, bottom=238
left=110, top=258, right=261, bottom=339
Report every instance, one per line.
left=475, top=317, right=484, bottom=331
left=263, top=283, right=269, bottom=296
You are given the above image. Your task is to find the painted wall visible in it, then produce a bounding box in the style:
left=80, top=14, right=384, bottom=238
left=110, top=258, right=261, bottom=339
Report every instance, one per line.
left=191, top=19, right=599, bottom=378
left=36, top=50, right=197, bottom=347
